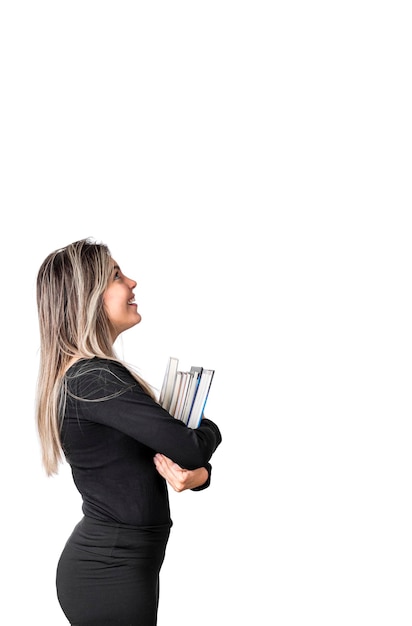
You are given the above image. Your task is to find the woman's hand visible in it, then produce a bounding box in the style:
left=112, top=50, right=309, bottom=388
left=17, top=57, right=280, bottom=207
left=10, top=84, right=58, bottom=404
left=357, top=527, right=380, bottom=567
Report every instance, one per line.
left=153, top=453, right=209, bottom=492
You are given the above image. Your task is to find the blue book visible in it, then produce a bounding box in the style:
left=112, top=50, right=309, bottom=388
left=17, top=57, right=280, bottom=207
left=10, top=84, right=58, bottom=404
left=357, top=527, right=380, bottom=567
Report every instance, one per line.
left=186, top=368, right=215, bottom=429
left=180, top=366, right=203, bottom=425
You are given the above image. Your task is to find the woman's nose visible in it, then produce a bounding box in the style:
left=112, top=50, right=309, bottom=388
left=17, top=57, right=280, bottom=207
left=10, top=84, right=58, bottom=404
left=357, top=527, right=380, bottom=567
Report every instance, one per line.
left=127, top=276, right=137, bottom=288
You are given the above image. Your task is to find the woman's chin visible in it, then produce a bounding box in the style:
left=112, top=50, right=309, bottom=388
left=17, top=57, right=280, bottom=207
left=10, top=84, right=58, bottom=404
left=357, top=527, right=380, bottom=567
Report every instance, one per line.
left=131, top=313, right=142, bottom=327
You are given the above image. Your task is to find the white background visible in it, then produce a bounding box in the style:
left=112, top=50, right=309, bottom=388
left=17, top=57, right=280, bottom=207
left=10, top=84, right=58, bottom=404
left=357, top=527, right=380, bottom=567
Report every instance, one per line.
left=1, top=2, right=411, bottom=624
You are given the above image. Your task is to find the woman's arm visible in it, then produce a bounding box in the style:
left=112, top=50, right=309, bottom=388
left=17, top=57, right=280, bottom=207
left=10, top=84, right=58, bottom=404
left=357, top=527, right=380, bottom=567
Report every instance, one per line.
left=154, top=453, right=210, bottom=492
left=72, top=359, right=222, bottom=470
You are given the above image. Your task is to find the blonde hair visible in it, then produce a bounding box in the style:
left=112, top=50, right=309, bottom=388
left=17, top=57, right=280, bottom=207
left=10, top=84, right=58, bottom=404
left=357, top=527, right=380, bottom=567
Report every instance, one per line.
left=35, top=238, right=154, bottom=476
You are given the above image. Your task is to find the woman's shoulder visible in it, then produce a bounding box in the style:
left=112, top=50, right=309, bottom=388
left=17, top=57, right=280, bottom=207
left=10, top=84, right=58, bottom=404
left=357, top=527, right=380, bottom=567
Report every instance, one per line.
left=66, top=357, right=135, bottom=384
left=65, top=357, right=137, bottom=400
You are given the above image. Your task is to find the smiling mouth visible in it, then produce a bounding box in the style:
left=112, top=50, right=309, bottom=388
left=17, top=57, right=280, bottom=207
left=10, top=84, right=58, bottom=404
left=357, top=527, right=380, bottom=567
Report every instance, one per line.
left=128, top=298, right=136, bottom=305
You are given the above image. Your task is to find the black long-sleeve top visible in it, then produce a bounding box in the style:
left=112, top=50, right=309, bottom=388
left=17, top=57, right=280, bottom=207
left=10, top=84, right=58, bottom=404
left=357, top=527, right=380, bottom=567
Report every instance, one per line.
left=60, top=358, right=222, bottom=527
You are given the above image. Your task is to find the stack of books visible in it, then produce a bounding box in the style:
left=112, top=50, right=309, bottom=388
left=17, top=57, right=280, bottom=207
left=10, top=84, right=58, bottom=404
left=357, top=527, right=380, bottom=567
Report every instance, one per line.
left=159, top=357, right=215, bottom=429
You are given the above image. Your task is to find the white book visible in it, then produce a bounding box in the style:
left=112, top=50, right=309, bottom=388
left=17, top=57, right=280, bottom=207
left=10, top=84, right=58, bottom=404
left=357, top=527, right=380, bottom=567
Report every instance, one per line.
left=169, top=371, right=184, bottom=417
left=159, top=357, right=179, bottom=411
left=174, top=372, right=192, bottom=422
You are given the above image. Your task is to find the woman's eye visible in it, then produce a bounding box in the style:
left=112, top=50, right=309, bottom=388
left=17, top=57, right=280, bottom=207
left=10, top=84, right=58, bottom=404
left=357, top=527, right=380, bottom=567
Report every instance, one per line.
left=114, top=271, right=121, bottom=280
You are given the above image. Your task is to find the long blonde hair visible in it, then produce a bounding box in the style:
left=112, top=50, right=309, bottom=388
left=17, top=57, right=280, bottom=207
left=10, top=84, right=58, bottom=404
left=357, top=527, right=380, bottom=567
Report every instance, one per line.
left=36, top=238, right=154, bottom=476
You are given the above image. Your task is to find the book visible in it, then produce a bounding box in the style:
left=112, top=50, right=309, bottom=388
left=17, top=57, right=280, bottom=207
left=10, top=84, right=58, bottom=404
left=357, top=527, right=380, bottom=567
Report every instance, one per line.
left=159, top=356, right=179, bottom=412
left=173, top=372, right=192, bottom=421
left=160, top=357, right=214, bottom=428
left=180, top=366, right=203, bottom=425
left=168, top=371, right=184, bottom=417
left=187, top=368, right=214, bottom=429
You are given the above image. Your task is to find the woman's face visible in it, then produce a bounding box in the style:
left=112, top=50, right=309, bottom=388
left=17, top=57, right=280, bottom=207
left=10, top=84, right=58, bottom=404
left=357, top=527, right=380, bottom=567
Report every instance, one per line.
left=103, top=259, right=141, bottom=340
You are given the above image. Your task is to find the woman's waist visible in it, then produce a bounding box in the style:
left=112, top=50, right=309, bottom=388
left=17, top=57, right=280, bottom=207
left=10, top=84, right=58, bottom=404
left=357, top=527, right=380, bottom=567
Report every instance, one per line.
left=65, top=515, right=172, bottom=558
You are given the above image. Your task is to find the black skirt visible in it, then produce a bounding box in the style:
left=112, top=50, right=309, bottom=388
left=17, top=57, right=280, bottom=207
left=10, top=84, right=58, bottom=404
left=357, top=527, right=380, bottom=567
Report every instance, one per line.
left=56, top=516, right=171, bottom=626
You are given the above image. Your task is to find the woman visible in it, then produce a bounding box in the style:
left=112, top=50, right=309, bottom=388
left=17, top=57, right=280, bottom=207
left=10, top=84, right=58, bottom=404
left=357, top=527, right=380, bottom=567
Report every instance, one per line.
left=35, top=238, right=222, bottom=626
